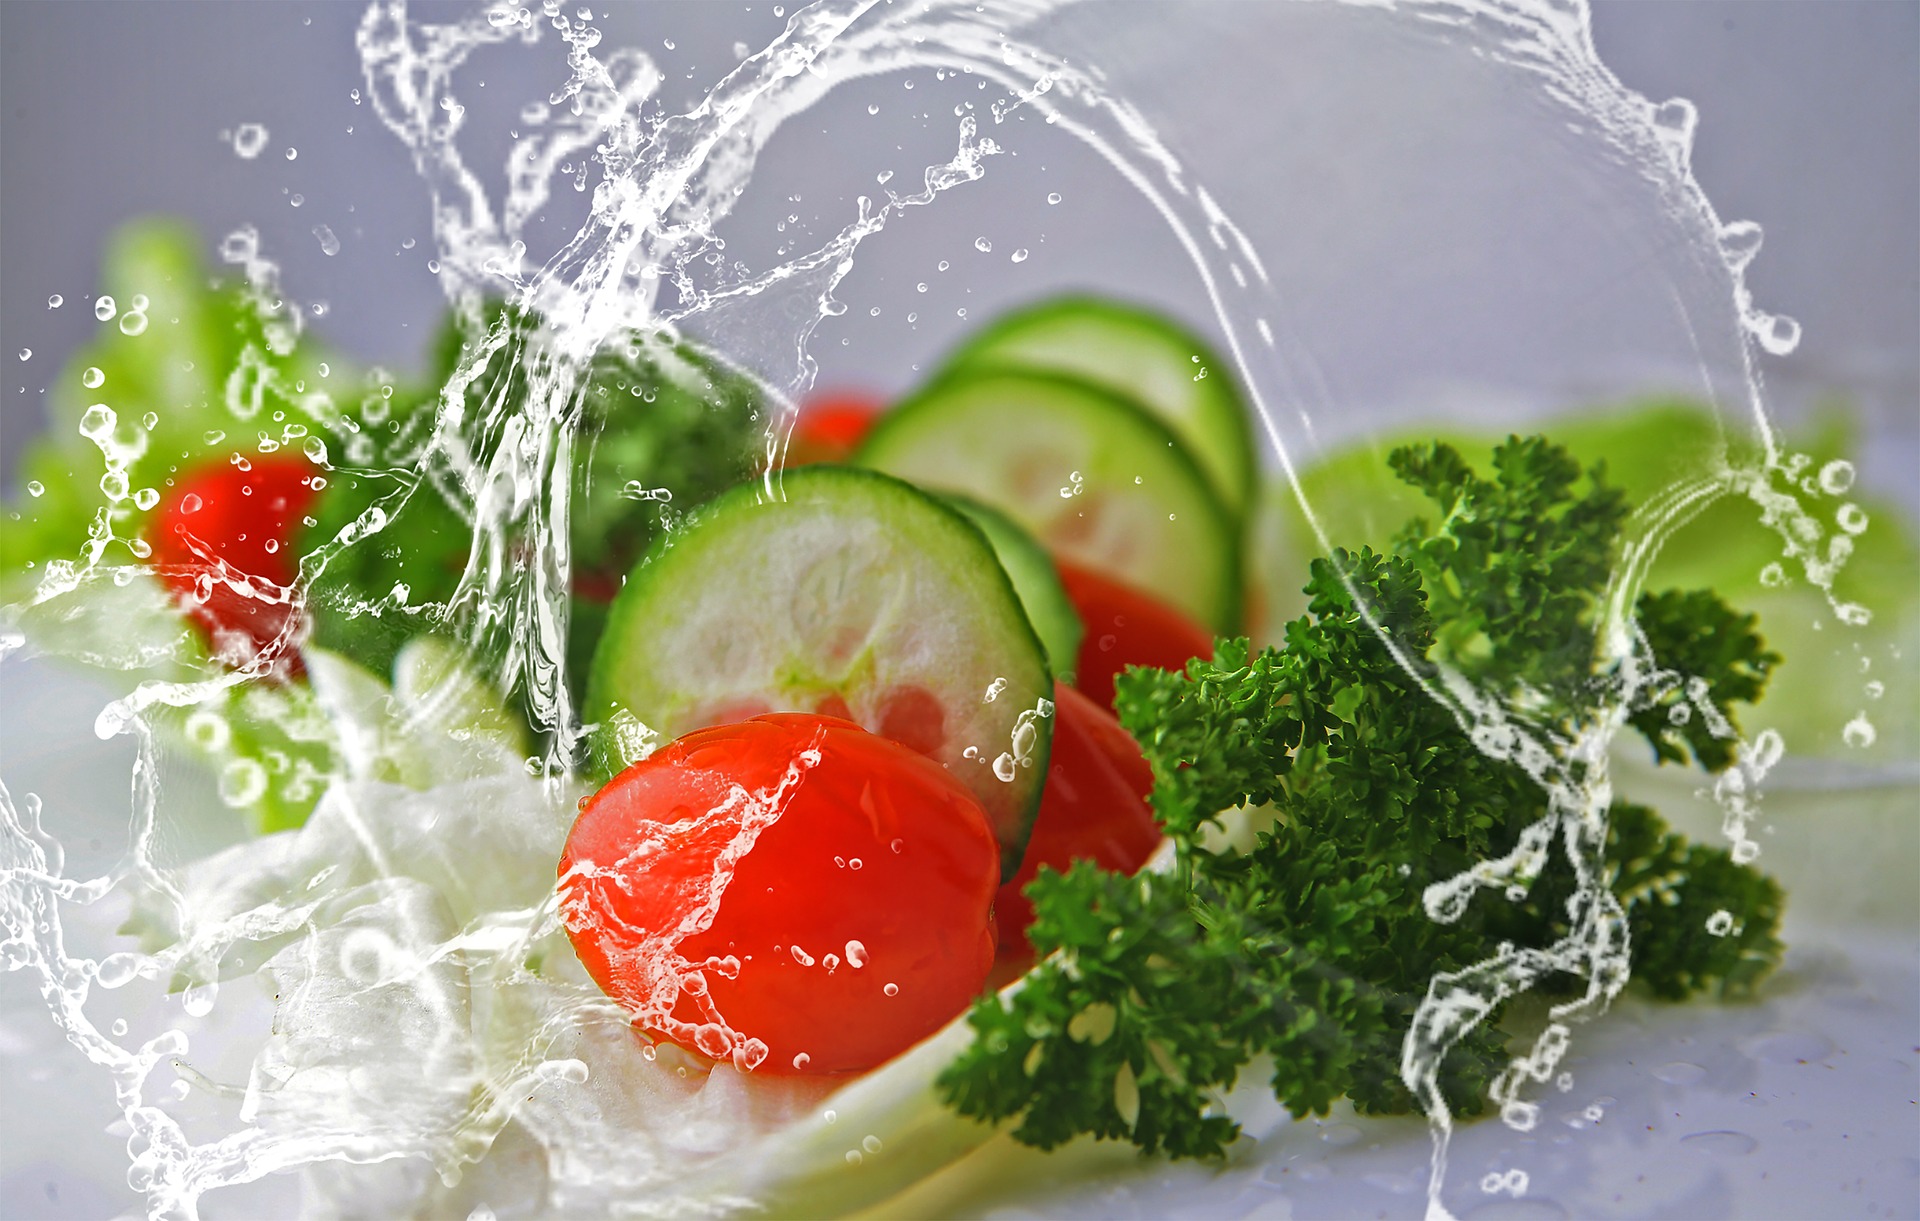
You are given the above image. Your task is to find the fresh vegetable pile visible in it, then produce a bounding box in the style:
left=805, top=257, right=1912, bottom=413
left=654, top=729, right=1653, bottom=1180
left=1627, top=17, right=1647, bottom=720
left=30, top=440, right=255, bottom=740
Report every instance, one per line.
left=6, top=221, right=1807, bottom=1188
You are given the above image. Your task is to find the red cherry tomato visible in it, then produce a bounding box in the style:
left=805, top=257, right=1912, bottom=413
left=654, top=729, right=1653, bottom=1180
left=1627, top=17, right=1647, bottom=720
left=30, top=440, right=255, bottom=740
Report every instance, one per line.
left=1054, top=558, right=1215, bottom=710
left=558, top=713, right=999, bottom=1075
left=996, top=684, right=1162, bottom=958
left=783, top=391, right=884, bottom=467
left=148, top=456, right=317, bottom=673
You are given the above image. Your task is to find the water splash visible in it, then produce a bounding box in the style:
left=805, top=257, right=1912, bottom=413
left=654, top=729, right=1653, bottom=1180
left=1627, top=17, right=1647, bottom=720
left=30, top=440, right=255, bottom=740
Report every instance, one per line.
left=0, top=0, right=1887, bottom=1217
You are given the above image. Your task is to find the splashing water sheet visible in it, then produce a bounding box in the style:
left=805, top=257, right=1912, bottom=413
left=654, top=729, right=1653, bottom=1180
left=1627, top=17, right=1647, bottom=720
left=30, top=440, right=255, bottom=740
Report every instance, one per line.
left=2, top=2, right=1916, bottom=1219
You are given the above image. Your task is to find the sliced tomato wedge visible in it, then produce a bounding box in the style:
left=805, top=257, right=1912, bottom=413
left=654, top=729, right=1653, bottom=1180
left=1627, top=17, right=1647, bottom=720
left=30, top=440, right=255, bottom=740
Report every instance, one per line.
left=1054, top=557, right=1216, bottom=710
left=558, top=713, right=999, bottom=1075
left=995, top=683, right=1163, bottom=958
left=148, top=455, right=317, bottom=674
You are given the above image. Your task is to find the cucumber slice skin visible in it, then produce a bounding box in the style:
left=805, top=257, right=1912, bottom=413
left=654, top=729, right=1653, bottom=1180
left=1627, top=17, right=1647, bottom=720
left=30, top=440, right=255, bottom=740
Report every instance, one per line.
left=939, top=295, right=1258, bottom=520
left=856, top=371, right=1242, bottom=634
left=586, top=465, right=1053, bottom=879
left=940, top=493, right=1084, bottom=683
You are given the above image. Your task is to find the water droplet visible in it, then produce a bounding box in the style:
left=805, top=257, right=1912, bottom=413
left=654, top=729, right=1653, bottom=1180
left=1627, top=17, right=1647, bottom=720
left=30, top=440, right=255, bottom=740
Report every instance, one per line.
left=25, top=481, right=44, bottom=498
left=284, top=146, right=298, bottom=161
left=1758, top=561, right=1787, bottom=588
left=1742, top=1030, right=1835, bottom=1063
left=822, top=1108, right=836, bottom=1124
left=1718, top=220, right=1764, bottom=271
left=862, top=1135, right=883, bottom=1154
left=94, top=296, right=117, bottom=321
left=875, top=169, right=894, bottom=185
left=991, top=752, right=1017, bottom=782
left=844, top=940, right=867, bottom=969
left=1817, top=459, right=1856, bottom=496
left=15, top=348, right=28, bottom=362
left=1652, top=1061, right=1708, bottom=1085
left=937, top=259, right=950, bottom=272
left=1681, top=1130, right=1758, bottom=1156
left=915, top=282, right=928, bottom=293
left=78, top=404, right=116, bottom=439
left=844, top=1150, right=863, bottom=1166
left=1752, top=311, right=1801, bottom=355
left=313, top=225, right=341, bottom=257
left=789, top=945, right=815, bottom=967
left=119, top=311, right=149, bottom=337
left=1705, top=909, right=1736, bottom=936
left=289, top=194, right=305, bottom=209
left=218, top=758, right=268, bottom=808
left=81, top=366, right=105, bottom=389
left=867, top=103, right=880, bottom=115
left=1843, top=714, right=1877, bottom=749
left=882, top=982, right=899, bottom=997
left=134, top=488, right=159, bottom=511
left=1047, top=192, right=1062, bottom=205
left=427, top=259, right=441, bottom=274
left=792, top=1052, right=811, bottom=1069
left=889, top=838, right=904, bottom=854
left=141, top=411, right=158, bottom=430
left=973, top=236, right=992, bottom=253
left=1010, top=248, right=1030, bottom=263
left=46, top=294, right=63, bottom=309
left=232, top=123, right=269, bottom=159
left=1865, top=680, right=1884, bottom=700
left=111, top=1018, right=129, bottom=1037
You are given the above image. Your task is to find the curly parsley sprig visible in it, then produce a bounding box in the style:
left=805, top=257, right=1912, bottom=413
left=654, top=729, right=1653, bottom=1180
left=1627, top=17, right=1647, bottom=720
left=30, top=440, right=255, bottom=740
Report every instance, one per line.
left=936, top=435, right=1784, bottom=1158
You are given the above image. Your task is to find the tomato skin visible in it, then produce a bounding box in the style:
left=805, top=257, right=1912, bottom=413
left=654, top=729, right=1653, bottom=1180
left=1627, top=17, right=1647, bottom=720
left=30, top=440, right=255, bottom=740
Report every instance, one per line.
left=1054, top=558, right=1215, bottom=710
left=996, top=684, right=1162, bottom=957
left=558, top=713, right=999, bottom=1075
left=783, top=391, right=884, bottom=467
left=148, top=456, right=317, bottom=672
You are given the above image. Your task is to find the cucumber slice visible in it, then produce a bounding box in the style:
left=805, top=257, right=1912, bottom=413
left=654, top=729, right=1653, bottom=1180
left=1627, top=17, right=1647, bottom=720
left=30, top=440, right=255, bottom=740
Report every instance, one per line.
left=586, top=465, right=1053, bottom=878
left=857, top=372, right=1241, bottom=633
left=939, top=296, right=1258, bottom=519
left=940, top=493, right=1084, bottom=682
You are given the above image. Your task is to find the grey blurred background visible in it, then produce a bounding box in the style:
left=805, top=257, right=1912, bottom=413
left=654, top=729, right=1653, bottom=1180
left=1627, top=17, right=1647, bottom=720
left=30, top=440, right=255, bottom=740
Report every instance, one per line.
left=1, top=0, right=1915, bottom=499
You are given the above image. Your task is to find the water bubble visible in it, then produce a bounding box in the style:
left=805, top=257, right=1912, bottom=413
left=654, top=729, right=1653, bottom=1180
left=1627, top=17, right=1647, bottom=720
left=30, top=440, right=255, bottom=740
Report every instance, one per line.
left=1480, top=1168, right=1530, bottom=1198
left=47, top=294, right=63, bottom=309
left=232, top=123, right=269, bottom=159
left=1652, top=1061, right=1708, bottom=1085
left=882, top=982, right=899, bottom=997
left=313, top=225, right=341, bottom=257
left=25, top=481, right=44, bottom=498
left=1047, top=192, right=1062, bottom=205
left=94, top=296, right=117, bottom=321
left=1842, top=714, right=1876, bottom=749
left=974, top=236, right=992, bottom=253
left=1817, top=459, right=1856, bottom=496
left=16, top=348, right=28, bottom=362
left=290, top=194, right=305, bottom=208
left=142, top=411, right=158, bottom=430
left=284, top=146, right=299, bottom=161
left=1010, top=248, right=1030, bottom=263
